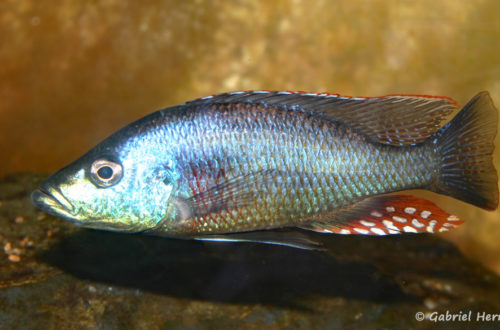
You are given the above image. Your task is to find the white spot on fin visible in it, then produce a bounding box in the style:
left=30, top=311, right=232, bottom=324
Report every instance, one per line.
left=411, top=218, right=425, bottom=228
left=421, top=210, right=431, bottom=219
left=403, top=226, right=418, bottom=233
left=386, top=206, right=396, bottom=212
left=404, top=207, right=416, bottom=214
left=426, top=220, right=438, bottom=233
left=354, top=228, right=370, bottom=234
left=370, top=227, right=386, bottom=235
left=382, top=220, right=399, bottom=231
left=392, top=215, right=407, bottom=223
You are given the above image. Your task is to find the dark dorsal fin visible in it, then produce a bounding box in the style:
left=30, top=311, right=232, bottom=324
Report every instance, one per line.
left=188, top=90, right=459, bottom=146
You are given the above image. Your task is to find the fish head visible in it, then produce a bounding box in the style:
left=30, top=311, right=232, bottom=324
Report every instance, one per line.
left=31, top=138, right=177, bottom=233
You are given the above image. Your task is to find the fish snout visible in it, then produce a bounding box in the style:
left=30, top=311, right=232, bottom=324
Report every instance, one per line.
left=31, top=180, right=75, bottom=216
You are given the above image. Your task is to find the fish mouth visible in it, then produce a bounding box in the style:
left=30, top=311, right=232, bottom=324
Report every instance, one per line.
left=31, top=181, right=78, bottom=222
left=31, top=182, right=142, bottom=233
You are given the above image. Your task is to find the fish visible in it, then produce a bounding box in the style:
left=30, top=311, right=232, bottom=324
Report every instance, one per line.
left=31, top=90, right=499, bottom=250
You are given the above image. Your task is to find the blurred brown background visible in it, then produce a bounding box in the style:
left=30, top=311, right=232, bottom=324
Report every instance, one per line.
left=1, top=1, right=499, bottom=273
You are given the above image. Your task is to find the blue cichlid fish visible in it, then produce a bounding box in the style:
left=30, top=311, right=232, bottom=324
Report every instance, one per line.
left=31, top=91, right=498, bottom=249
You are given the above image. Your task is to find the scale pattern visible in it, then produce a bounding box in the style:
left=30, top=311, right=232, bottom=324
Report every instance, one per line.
left=158, top=102, right=436, bottom=235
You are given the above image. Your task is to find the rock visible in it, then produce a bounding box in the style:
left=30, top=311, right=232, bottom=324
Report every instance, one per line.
left=0, top=173, right=499, bottom=328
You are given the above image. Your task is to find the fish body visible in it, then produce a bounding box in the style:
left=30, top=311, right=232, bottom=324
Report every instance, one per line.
left=31, top=91, right=498, bottom=248
left=148, top=103, right=434, bottom=234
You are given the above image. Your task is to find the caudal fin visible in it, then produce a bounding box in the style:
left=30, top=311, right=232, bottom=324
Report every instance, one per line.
left=433, top=92, right=498, bottom=210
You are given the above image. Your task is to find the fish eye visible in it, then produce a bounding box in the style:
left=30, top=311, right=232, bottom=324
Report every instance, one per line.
left=90, top=159, right=123, bottom=187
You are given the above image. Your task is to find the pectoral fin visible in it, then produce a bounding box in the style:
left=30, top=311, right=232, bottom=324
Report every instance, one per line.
left=179, top=169, right=281, bottom=220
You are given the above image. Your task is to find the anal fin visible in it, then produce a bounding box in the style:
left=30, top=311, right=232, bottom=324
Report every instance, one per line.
left=299, top=195, right=464, bottom=236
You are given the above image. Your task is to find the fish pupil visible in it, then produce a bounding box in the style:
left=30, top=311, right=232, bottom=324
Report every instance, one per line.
left=97, top=166, right=113, bottom=179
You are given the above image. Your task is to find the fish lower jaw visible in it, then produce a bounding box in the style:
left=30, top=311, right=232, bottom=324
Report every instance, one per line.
left=31, top=189, right=78, bottom=221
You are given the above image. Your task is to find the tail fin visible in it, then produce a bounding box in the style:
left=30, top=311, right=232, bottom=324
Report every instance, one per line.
left=433, top=92, right=498, bottom=210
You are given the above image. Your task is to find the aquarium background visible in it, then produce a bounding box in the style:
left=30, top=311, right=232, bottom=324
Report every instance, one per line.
left=1, top=0, right=499, bottom=278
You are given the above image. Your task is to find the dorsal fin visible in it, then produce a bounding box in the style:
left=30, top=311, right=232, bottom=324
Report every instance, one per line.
left=188, top=90, right=459, bottom=146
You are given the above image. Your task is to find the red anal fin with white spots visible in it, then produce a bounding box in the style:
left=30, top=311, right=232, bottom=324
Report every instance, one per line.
left=299, top=195, right=463, bottom=236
